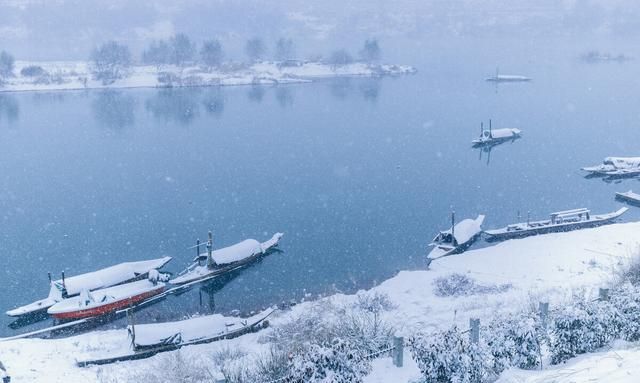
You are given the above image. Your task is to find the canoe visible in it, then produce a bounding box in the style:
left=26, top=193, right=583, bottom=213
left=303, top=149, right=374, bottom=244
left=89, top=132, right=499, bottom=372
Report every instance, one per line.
left=428, top=215, right=485, bottom=260
left=6, top=256, right=172, bottom=317
left=615, top=190, right=640, bottom=207
left=485, top=207, right=628, bottom=242
left=47, top=279, right=166, bottom=320
left=170, top=233, right=283, bottom=285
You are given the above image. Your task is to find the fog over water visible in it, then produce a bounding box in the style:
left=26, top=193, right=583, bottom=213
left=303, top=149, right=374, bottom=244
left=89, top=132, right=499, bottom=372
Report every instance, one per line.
left=1, top=2, right=640, bottom=335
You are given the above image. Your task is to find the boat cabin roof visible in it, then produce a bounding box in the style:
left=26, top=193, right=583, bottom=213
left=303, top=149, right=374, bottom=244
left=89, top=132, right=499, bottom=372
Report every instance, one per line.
left=550, top=208, right=589, bottom=219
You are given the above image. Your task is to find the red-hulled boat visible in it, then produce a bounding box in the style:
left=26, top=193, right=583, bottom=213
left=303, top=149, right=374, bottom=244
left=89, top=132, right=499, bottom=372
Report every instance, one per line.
left=47, top=279, right=165, bottom=320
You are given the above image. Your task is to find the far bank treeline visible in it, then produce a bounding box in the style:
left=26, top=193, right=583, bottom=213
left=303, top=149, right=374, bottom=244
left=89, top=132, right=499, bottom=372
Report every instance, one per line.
left=0, top=35, right=382, bottom=86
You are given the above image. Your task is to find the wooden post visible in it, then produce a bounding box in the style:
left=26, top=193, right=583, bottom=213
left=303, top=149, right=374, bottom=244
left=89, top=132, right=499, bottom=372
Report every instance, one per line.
left=451, top=211, right=455, bottom=242
left=392, top=336, right=404, bottom=367
left=599, top=288, right=610, bottom=301
left=206, top=231, right=214, bottom=268
left=469, top=318, right=480, bottom=344
left=539, top=302, right=549, bottom=328
left=47, top=272, right=52, bottom=283
left=127, top=308, right=136, bottom=346
left=195, top=238, right=200, bottom=264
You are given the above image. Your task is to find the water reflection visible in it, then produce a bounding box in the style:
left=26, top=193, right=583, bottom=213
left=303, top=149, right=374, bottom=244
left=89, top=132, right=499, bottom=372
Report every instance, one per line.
left=473, top=138, right=521, bottom=165
left=359, top=78, right=381, bottom=102
left=247, top=85, right=265, bottom=103
left=0, top=94, right=19, bottom=126
left=91, top=90, right=135, bottom=130
left=275, top=86, right=293, bottom=108
left=329, top=77, right=352, bottom=100
left=145, top=88, right=200, bottom=125
left=202, top=89, right=225, bottom=117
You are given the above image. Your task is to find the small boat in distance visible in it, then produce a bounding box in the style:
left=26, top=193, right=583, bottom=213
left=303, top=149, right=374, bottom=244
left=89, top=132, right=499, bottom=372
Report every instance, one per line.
left=615, top=190, right=640, bottom=207
left=171, top=232, right=283, bottom=285
left=582, top=157, right=640, bottom=177
left=484, top=207, right=628, bottom=242
left=485, top=68, right=531, bottom=82
left=472, top=119, right=521, bottom=147
left=6, top=256, right=172, bottom=317
left=428, top=213, right=485, bottom=260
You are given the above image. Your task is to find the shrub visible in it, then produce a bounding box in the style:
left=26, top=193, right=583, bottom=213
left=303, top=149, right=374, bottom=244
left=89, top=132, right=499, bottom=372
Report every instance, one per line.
left=484, top=311, right=545, bottom=374
left=410, top=326, right=490, bottom=383
left=550, top=299, right=621, bottom=364
left=289, top=338, right=371, bottom=383
left=20, top=65, right=46, bottom=77
left=433, top=273, right=512, bottom=297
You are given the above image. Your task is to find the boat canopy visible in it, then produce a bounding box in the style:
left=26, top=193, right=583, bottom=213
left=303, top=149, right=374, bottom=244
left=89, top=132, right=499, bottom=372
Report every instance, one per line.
left=198, top=239, right=263, bottom=265
left=436, top=215, right=485, bottom=246
left=55, top=256, right=172, bottom=297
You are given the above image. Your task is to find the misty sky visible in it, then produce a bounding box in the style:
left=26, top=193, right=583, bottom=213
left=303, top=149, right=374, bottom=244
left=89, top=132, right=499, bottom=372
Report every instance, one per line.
left=0, top=0, right=639, bottom=61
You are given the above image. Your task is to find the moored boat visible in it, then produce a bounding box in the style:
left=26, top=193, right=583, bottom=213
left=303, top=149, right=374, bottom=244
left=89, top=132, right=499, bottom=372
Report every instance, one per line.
left=170, top=232, right=283, bottom=285
left=615, top=190, right=640, bottom=207
left=428, top=214, right=485, bottom=260
left=6, top=256, right=172, bottom=317
left=485, top=68, right=531, bottom=82
left=47, top=277, right=167, bottom=320
left=582, top=157, right=640, bottom=176
left=472, top=120, right=521, bottom=147
left=484, top=207, right=628, bottom=242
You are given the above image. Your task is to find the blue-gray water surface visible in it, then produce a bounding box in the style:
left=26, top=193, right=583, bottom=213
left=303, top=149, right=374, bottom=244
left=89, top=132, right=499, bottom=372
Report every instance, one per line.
left=2, top=37, right=640, bottom=335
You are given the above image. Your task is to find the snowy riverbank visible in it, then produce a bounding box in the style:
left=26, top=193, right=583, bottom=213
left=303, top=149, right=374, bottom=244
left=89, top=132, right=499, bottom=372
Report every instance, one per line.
left=2, top=222, right=640, bottom=382
left=0, top=60, right=416, bottom=93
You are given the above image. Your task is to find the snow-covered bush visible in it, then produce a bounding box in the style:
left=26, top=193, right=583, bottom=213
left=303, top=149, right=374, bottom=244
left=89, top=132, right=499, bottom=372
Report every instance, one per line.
left=409, top=326, right=490, bottom=383
left=433, top=273, right=512, bottom=297
left=550, top=299, right=621, bottom=364
left=289, top=338, right=371, bottom=383
left=611, top=283, right=640, bottom=341
left=484, top=311, right=545, bottom=374
left=20, top=65, right=46, bottom=77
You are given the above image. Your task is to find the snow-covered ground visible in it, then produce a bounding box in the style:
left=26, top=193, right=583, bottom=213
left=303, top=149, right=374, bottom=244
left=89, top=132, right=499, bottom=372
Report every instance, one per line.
left=0, top=60, right=416, bottom=93
left=1, top=221, right=639, bottom=382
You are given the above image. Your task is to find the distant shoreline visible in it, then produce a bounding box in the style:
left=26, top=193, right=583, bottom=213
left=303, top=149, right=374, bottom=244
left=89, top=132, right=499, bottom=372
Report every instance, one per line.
left=0, top=60, right=417, bottom=94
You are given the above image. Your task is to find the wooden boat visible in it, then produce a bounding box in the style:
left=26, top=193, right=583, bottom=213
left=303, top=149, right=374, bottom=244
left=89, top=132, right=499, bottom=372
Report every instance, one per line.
left=6, top=256, right=172, bottom=317
left=170, top=232, right=283, bottom=285
left=485, top=68, right=530, bottom=82
left=582, top=157, right=640, bottom=176
left=484, top=207, right=628, bottom=242
left=428, top=214, right=485, bottom=260
left=47, top=278, right=167, bottom=320
left=615, top=190, right=640, bottom=207
left=472, top=120, right=521, bottom=147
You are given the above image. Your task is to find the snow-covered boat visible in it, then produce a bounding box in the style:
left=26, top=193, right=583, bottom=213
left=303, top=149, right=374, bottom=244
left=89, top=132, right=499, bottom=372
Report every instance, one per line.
left=6, top=256, right=172, bottom=317
left=582, top=157, right=640, bottom=176
left=485, top=68, right=530, bottom=82
left=484, top=207, right=628, bottom=242
left=615, top=190, right=640, bottom=207
left=472, top=120, right=521, bottom=147
left=170, top=232, right=283, bottom=285
left=129, top=308, right=274, bottom=351
left=428, top=214, right=485, bottom=260
left=47, top=276, right=167, bottom=320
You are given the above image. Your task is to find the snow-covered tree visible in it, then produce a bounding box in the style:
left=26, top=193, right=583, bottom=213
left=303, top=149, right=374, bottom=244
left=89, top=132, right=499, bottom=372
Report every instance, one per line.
left=275, top=38, right=295, bottom=61
left=289, top=338, right=371, bottom=383
left=550, top=299, right=621, bottom=364
left=142, top=40, right=171, bottom=68
left=245, top=37, right=266, bottom=62
left=328, top=49, right=353, bottom=68
left=360, top=39, right=381, bottom=63
left=200, top=39, right=223, bottom=69
left=484, top=312, right=545, bottom=374
left=169, top=33, right=196, bottom=66
left=611, top=283, right=640, bottom=341
left=410, top=326, right=490, bottom=383
left=0, top=50, right=15, bottom=78
left=90, top=41, right=131, bottom=84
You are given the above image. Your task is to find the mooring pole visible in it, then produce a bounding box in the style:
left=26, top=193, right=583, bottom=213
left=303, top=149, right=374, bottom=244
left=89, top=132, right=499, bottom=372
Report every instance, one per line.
left=470, top=318, right=480, bottom=344
left=207, top=231, right=214, bottom=268
left=451, top=211, right=455, bottom=242
left=538, top=302, right=549, bottom=329
left=489, top=119, right=492, bottom=138
left=392, top=335, right=404, bottom=367
left=47, top=272, right=52, bottom=283
left=61, top=271, right=67, bottom=298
